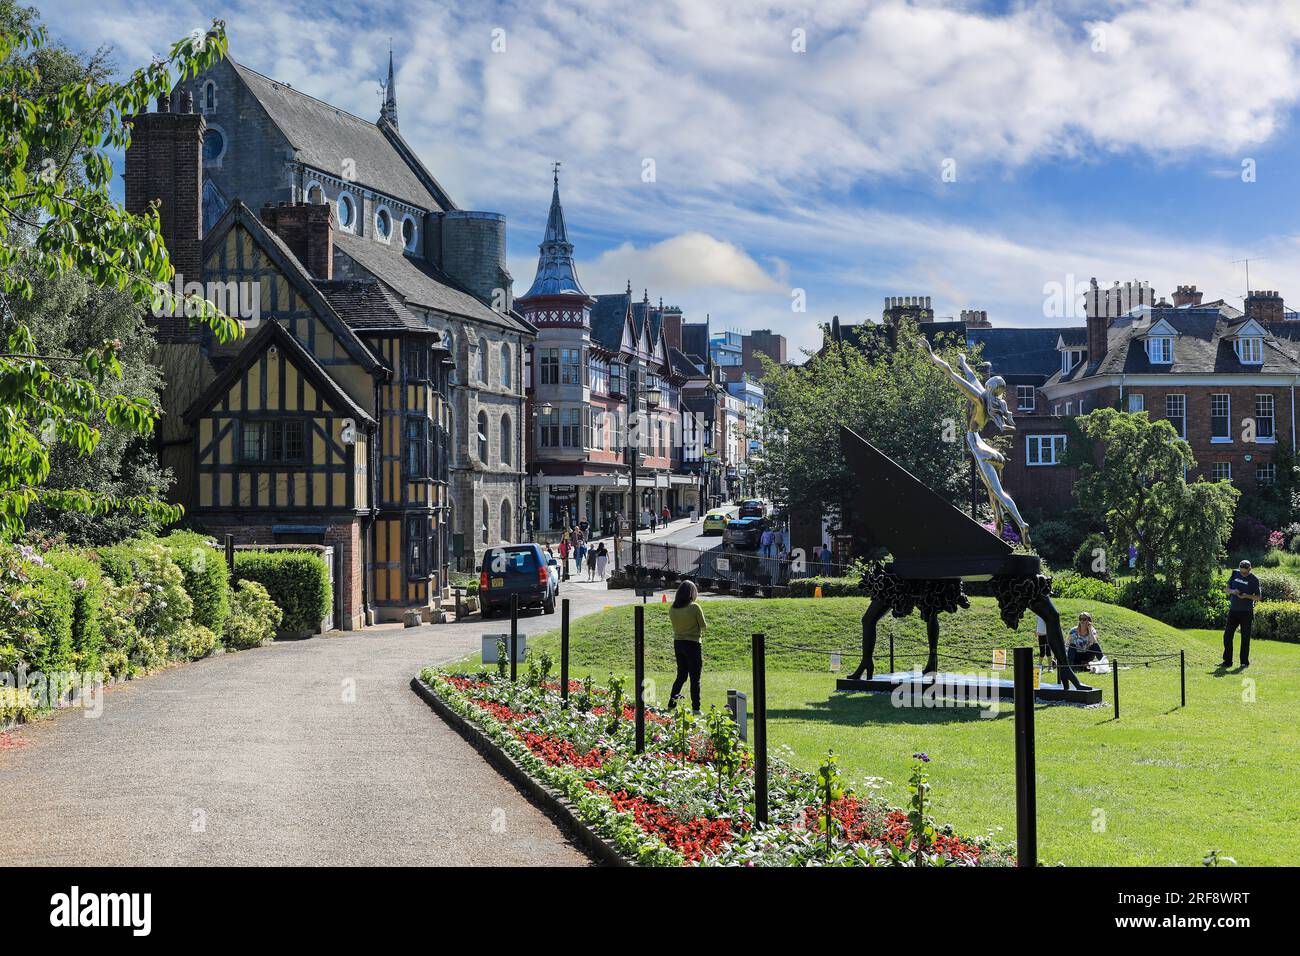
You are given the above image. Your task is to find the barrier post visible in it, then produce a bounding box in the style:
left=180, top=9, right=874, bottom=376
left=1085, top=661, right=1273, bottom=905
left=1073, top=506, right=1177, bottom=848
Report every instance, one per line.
left=454, top=588, right=462, bottom=622
left=1112, top=656, right=1119, bottom=720
left=752, top=632, right=768, bottom=826
left=224, top=534, right=234, bottom=574
left=1013, top=647, right=1037, bottom=868
left=1180, top=650, right=1186, bottom=708
left=889, top=628, right=895, bottom=674
left=510, top=594, right=519, bottom=682
left=561, top=598, right=570, bottom=706
left=634, top=605, right=645, bottom=754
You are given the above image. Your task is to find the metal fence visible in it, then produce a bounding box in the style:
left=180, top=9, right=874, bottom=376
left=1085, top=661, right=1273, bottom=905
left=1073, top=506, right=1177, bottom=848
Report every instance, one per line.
left=619, top=540, right=855, bottom=588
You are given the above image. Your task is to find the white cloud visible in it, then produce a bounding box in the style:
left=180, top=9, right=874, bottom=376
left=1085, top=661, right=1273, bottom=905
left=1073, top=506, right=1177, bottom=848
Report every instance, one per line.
left=577, top=232, right=783, bottom=294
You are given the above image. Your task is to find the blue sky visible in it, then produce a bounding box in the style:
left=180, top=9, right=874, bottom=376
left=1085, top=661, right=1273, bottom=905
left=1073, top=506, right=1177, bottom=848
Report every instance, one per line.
left=38, top=0, right=1300, bottom=354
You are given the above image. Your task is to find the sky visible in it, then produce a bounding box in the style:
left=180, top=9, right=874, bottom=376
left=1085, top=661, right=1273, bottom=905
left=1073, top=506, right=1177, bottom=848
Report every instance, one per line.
left=36, top=0, right=1300, bottom=355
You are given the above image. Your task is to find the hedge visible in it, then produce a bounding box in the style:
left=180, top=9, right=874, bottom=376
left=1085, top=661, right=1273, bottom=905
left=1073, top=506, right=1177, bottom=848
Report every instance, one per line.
left=1050, top=571, right=1120, bottom=604
left=232, top=550, right=331, bottom=635
left=9, top=563, right=76, bottom=675
left=1252, top=601, right=1300, bottom=643
left=160, top=531, right=231, bottom=634
left=44, top=551, right=106, bottom=672
left=787, top=575, right=864, bottom=598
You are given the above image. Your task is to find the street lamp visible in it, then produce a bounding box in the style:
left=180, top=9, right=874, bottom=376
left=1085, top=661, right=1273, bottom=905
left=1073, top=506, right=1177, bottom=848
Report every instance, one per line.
left=628, top=364, right=663, bottom=572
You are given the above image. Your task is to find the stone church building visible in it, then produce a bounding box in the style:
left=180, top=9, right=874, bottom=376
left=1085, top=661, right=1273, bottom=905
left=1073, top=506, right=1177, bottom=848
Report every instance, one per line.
left=178, top=50, right=535, bottom=569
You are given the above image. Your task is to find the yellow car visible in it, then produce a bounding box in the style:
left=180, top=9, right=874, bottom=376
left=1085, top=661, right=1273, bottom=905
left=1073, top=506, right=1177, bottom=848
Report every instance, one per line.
left=702, top=510, right=729, bottom=535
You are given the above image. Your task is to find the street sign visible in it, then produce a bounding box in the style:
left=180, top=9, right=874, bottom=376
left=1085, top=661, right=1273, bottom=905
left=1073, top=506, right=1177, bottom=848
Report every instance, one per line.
left=716, top=557, right=730, bottom=572
left=992, top=649, right=1007, bottom=671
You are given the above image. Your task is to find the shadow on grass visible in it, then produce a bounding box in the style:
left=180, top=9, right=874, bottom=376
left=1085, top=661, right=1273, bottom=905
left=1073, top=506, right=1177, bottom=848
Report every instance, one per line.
left=767, top=691, right=1016, bottom=727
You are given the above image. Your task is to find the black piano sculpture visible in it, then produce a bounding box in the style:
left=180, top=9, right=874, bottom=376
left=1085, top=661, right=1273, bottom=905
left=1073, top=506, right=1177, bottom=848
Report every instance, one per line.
left=836, top=341, right=1101, bottom=704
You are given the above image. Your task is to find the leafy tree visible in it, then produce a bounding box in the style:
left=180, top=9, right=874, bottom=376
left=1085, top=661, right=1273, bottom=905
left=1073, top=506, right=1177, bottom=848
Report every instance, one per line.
left=753, top=321, right=977, bottom=537
left=1074, top=408, right=1237, bottom=588
left=0, top=9, right=236, bottom=537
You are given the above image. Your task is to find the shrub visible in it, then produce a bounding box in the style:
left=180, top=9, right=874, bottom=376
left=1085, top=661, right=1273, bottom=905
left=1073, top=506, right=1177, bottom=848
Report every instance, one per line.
left=160, top=531, right=231, bottom=634
left=231, top=550, right=329, bottom=635
left=43, top=550, right=106, bottom=672
left=172, top=622, right=220, bottom=660
left=1253, top=569, right=1300, bottom=603
left=1033, top=519, right=1085, bottom=568
left=224, top=579, right=283, bottom=649
left=788, top=576, right=864, bottom=598
left=1051, top=572, right=1120, bottom=605
left=98, top=538, right=193, bottom=670
left=1116, top=577, right=1179, bottom=619
left=1163, top=585, right=1229, bottom=629
left=1253, top=602, right=1300, bottom=643
left=0, top=555, right=75, bottom=675
left=1073, top=534, right=1111, bottom=579
left=1230, top=513, right=1271, bottom=552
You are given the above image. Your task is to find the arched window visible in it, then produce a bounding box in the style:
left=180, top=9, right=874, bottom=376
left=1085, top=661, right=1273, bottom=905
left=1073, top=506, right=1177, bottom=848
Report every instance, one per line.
left=202, top=80, right=216, bottom=112
left=305, top=181, right=324, bottom=205
left=479, top=341, right=490, bottom=384
left=477, top=410, right=489, bottom=463
left=500, top=414, right=512, bottom=465
left=481, top=499, right=490, bottom=543
left=500, top=499, right=512, bottom=543
left=501, top=343, right=512, bottom=389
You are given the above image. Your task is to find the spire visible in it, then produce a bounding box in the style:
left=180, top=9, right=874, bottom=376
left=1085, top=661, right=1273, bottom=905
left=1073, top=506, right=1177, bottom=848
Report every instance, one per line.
left=520, top=163, right=587, bottom=299
left=379, top=47, right=398, bottom=129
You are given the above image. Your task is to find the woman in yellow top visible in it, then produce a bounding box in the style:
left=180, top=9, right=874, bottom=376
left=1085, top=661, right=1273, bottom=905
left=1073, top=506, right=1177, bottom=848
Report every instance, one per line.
left=668, top=580, right=706, bottom=713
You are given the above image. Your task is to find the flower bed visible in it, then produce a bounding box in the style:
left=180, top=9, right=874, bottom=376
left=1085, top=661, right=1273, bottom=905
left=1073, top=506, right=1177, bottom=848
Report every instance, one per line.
left=417, top=665, right=1013, bottom=867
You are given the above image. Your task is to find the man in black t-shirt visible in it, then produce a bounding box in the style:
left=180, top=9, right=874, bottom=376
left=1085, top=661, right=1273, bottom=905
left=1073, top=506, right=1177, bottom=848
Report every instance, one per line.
left=1223, top=560, right=1261, bottom=668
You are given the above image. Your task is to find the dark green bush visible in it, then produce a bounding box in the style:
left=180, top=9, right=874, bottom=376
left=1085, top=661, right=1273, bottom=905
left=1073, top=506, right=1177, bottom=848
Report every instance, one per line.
left=1254, top=569, right=1300, bottom=603
left=232, top=550, right=331, bottom=634
left=160, top=531, right=231, bottom=634
left=1116, top=577, right=1179, bottom=619
left=1253, top=601, right=1300, bottom=643
left=44, top=551, right=106, bottom=672
left=787, top=576, right=864, bottom=598
left=1073, top=533, right=1111, bottom=579
left=1033, top=519, right=1085, bottom=568
left=224, top=579, right=283, bottom=649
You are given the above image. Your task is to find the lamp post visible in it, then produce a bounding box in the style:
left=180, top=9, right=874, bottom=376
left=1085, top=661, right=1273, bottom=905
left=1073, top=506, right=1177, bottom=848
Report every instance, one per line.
left=529, top=403, right=553, bottom=539
left=627, top=361, right=662, bottom=570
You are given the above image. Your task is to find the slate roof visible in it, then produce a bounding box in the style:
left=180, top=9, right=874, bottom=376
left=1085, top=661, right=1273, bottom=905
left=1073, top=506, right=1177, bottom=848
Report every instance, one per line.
left=1046, top=309, right=1300, bottom=385
left=668, top=346, right=705, bottom=378
left=316, top=278, right=441, bottom=336
left=591, top=292, right=632, bottom=352
left=333, top=230, right=534, bottom=335
left=967, top=326, right=1073, bottom=379
left=231, top=61, right=451, bottom=211
left=520, top=176, right=588, bottom=299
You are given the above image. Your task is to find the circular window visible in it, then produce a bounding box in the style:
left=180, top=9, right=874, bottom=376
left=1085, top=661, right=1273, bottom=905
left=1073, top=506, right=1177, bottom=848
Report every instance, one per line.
left=202, top=128, right=225, bottom=163
left=402, top=216, right=416, bottom=250
left=337, top=193, right=354, bottom=229
left=376, top=207, right=392, bottom=239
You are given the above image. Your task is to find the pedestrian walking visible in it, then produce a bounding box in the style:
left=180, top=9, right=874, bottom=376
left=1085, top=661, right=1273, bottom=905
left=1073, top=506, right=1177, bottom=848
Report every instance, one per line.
left=575, top=538, right=587, bottom=575
left=1223, top=559, right=1260, bottom=668
left=586, top=545, right=598, bottom=581
left=558, top=535, right=570, bottom=582
left=649, top=511, right=658, bottom=533
left=595, top=542, right=609, bottom=579
left=668, top=580, right=707, bottom=713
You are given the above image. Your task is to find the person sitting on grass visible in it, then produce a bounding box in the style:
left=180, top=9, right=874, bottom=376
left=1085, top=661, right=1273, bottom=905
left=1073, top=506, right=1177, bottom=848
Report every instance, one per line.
left=667, top=580, right=706, bottom=713
left=1067, top=611, right=1104, bottom=668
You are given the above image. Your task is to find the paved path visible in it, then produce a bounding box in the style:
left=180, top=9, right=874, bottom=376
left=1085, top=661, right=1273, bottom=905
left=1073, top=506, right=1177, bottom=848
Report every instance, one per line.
left=0, top=583, right=645, bottom=867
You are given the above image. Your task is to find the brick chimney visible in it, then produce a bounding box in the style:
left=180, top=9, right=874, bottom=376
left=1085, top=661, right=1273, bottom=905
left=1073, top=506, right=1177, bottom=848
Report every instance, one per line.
left=660, top=306, right=683, bottom=352
left=1084, top=279, right=1108, bottom=365
left=1171, top=284, right=1203, bottom=307
left=1245, top=290, right=1284, bottom=325
left=125, top=91, right=205, bottom=324
left=260, top=201, right=334, bottom=280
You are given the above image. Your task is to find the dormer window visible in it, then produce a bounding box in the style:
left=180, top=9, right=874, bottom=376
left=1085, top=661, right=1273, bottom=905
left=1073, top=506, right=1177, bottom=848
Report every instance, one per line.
left=1235, top=336, right=1264, bottom=365
left=1061, top=349, right=1084, bottom=375
left=1147, top=336, right=1173, bottom=364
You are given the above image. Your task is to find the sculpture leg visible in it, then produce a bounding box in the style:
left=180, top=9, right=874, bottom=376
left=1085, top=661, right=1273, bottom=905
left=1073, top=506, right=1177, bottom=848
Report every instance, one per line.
left=848, top=597, right=888, bottom=681
left=1029, top=595, right=1093, bottom=691
left=922, top=613, right=940, bottom=675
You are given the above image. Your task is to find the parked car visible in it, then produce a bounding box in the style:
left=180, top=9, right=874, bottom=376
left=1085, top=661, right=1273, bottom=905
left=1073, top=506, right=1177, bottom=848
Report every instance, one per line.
left=738, top=499, right=767, bottom=519
left=723, top=516, right=765, bottom=550
left=702, top=509, right=730, bottom=535
left=479, top=544, right=558, bottom=617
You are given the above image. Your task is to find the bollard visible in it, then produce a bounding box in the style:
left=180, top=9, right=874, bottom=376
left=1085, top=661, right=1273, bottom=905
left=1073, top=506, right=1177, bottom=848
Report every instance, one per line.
left=455, top=588, right=462, bottom=622
left=634, top=604, right=645, bottom=754
left=224, top=534, right=234, bottom=574
left=1112, top=657, right=1119, bottom=720
left=561, top=598, right=570, bottom=706
left=1180, top=650, right=1186, bottom=708
left=752, top=633, right=768, bottom=826
left=1013, top=647, right=1037, bottom=868
left=510, top=594, right=519, bottom=682
left=889, top=628, right=895, bottom=674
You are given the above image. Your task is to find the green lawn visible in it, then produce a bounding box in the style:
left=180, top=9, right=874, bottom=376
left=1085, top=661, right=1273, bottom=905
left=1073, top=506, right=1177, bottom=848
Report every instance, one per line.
left=451, top=597, right=1300, bottom=866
